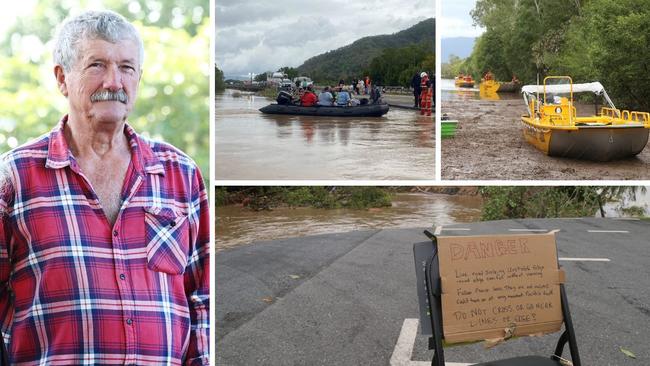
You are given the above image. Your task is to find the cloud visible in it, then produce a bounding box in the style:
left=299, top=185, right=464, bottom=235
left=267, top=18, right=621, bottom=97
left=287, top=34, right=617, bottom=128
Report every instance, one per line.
left=440, top=0, right=484, bottom=38
left=215, top=0, right=435, bottom=76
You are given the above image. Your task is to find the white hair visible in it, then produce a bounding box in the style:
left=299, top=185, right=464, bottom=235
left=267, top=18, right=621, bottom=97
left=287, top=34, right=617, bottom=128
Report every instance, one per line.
left=53, top=10, right=145, bottom=72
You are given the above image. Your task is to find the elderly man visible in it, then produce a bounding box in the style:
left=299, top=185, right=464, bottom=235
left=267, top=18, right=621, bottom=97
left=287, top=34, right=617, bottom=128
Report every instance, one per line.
left=0, top=10, right=209, bottom=365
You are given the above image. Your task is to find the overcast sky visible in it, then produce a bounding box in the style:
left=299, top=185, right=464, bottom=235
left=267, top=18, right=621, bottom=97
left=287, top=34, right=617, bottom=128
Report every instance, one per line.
left=440, top=0, right=484, bottom=38
left=215, top=0, right=435, bottom=77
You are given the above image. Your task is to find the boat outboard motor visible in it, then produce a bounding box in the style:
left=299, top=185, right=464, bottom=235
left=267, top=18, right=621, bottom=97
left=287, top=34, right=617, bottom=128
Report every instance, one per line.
left=276, top=91, right=292, bottom=105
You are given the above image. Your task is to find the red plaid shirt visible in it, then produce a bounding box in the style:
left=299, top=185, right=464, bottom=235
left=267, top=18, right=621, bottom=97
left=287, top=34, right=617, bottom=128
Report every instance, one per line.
left=0, top=116, right=209, bottom=365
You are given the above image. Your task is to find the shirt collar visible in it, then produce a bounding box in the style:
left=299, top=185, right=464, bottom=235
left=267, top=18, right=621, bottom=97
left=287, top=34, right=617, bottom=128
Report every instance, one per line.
left=45, top=115, right=165, bottom=176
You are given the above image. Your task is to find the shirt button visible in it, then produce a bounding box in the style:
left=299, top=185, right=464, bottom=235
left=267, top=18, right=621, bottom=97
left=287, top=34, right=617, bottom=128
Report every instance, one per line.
left=119, top=273, right=126, bottom=280
left=113, top=230, right=118, bottom=237
left=126, top=318, right=133, bottom=325
left=170, top=220, right=176, bottom=227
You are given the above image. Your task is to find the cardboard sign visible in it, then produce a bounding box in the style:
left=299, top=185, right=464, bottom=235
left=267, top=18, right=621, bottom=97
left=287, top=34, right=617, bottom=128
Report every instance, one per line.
left=437, top=232, right=564, bottom=344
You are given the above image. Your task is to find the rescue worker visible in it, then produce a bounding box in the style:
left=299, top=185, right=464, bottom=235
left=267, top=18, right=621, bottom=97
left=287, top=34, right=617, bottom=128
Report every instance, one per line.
left=420, top=72, right=432, bottom=116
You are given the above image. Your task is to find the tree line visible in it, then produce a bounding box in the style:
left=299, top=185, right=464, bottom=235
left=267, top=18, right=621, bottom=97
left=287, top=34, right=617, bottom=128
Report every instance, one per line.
left=234, top=43, right=434, bottom=89
left=448, top=0, right=650, bottom=110
left=367, top=44, right=435, bottom=87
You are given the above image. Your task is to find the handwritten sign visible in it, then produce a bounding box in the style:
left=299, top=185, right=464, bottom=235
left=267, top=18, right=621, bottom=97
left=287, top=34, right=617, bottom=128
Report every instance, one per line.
left=437, top=232, right=564, bottom=344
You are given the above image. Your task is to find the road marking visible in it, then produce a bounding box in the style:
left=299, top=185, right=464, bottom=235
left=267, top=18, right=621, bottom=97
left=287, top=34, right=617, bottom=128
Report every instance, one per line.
left=390, top=318, right=473, bottom=366
left=434, top=226, right=442, bottom=235
left=559, top=257, right=610, bottom=262
left=508, top=229, right=548, bottom=232
left=587, top=230, right=629, bottom=233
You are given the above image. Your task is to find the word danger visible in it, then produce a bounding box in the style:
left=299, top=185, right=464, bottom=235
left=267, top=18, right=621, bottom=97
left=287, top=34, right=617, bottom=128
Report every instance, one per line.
left=449, top=239, right=531, bottom=261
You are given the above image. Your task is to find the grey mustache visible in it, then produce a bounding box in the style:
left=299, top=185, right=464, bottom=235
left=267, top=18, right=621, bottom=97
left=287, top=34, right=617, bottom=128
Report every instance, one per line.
left=90, top=90, right=128, bottom=104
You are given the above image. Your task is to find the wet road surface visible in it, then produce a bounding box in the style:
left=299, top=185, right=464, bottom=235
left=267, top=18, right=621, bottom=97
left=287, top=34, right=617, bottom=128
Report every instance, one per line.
left=216, top=218, right=650, bottom=365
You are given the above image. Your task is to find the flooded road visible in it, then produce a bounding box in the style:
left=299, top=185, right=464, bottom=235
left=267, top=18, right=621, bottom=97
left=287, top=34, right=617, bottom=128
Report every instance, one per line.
left=215, top=192, right=482, bottom=250
left=215, top=90, right=434, bottom=180
left=441, top=78, right=650, bottom=180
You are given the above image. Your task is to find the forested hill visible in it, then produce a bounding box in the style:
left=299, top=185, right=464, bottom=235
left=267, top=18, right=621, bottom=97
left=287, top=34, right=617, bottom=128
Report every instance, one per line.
left=297, top=18, right=434, bottom=83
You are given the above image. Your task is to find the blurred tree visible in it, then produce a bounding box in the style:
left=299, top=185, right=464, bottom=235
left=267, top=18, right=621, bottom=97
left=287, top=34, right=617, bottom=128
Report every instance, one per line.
left=557, top=0, right=650, bottom=110
left=215, top=66, right=225, bottom=92
left=0, top=0, right=209, bottom=177
left=368, top=44, right=433, bottom=86
left=441, top=55, right=473, bottom=79
left=479, top=186, right=644, bottom=220
left=254, top=72, right=267, bottom=82
left=278, top=66, right=299, bottom=80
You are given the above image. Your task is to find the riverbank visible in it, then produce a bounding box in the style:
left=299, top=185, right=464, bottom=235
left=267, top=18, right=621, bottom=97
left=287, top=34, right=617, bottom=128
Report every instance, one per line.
left=441, top=97, right=650, bottom=180
left=215, top=192, right=484, bottom=250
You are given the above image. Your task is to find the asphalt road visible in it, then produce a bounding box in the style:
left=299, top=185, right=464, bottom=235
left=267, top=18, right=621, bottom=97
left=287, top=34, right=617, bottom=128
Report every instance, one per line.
left=216, top=218, right=650, bottom=365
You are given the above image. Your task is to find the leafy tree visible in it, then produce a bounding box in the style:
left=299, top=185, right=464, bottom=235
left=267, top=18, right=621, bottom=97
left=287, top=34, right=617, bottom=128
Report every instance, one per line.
left=469, top=0, right=580, bottom=83
left=479, top=186, right=644, bottom=220
left=0, top=1, right=209, bottom=177
left=215, top=66, right=225, bottom=92
left=556, top=0, right=650, bottom=110
left=278, top=66, right=299, bottom=80
left=254, top=72, right=267, bottom=82
left=368, top=44, right=433, bottom=86
left=442, top=55, right=473, bottom=79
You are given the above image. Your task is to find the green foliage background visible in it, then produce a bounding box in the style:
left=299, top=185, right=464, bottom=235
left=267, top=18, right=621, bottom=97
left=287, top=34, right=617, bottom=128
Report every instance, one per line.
left=448, top=0, right=650, bottom=110
left=0, top=0, right=209, bottom=177
left=216, top=187, right=393, bottom=210
left=368, top=44, right=435, bottom=87
left=479, top=186, right=645, bottom=220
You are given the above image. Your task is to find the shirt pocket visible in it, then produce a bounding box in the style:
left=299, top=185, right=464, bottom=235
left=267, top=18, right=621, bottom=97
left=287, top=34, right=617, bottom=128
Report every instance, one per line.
left=143, top=206, right=190, bottom=275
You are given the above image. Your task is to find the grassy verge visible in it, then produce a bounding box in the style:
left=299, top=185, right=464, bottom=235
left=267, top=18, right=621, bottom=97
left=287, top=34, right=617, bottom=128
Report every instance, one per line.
left=257, top=87, right=277, bottom=100
left=216, top=187, right=393, bottom=210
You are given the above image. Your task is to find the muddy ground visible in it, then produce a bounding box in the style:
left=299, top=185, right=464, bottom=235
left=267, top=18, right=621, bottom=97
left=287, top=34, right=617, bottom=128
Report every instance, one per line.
left=442, top=98, right=650, bottom=180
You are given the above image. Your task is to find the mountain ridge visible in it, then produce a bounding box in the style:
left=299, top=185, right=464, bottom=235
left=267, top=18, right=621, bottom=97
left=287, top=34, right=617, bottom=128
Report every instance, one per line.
left=297, top=18, right=434, bottom=82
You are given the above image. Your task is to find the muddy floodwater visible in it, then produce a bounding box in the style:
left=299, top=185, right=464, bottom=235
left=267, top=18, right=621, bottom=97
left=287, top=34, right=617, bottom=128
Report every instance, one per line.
left=215, top=90, right=434, bottom=180
left=440, top=79, right=650, bottom=180
left=215, top=192, right=483, bottom=250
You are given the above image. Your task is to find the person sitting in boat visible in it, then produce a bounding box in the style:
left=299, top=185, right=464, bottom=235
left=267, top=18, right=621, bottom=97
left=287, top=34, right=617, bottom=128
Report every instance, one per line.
left=335, top=86, right=351, bottom=106
left=318, top=86, right=334, bottom=106
left=357, top=79, right=364, bottom=95
left=301, top=85, right=318, bottom=107
left=484, top=70, right=494, bottom=81
left=290, top=87, right=303, bottom=105
left=370, top=85, right=382, bottom=104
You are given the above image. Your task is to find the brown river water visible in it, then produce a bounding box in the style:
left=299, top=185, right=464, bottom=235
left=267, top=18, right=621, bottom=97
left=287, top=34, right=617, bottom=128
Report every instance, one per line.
left=215, top=192, right=483, bottom=250
left=440, top=79, right=650, bottom=180
left=215, top=89, right=435, bottom=180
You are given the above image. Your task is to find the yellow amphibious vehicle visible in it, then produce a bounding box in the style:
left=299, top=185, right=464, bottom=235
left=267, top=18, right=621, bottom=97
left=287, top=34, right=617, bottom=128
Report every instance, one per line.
left=479, top=79, right=500, bottom=94
left=454, top=75, right=475, bottom=88
left=521, top=76, right=650, bottom=161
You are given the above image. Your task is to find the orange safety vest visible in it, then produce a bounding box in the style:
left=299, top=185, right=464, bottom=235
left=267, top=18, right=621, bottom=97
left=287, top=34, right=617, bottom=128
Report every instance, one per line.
left=420, top=76, right=432, bottom=116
